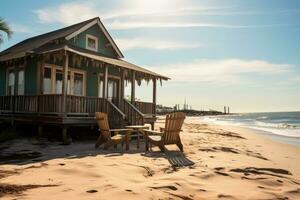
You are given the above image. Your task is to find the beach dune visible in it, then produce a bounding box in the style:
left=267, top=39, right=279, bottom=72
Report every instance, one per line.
left=1, top=117, right=300, bottom=200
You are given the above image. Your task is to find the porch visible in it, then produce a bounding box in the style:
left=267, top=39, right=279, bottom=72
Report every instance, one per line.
left=0, top=94, right=156, bottom=127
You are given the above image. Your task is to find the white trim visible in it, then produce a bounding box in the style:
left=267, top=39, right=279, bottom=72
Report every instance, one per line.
left=6, top=67, right=14, bottom=95
left=42, top=64, right=86, bottom=96
left=86, top=34, right=98, bottom=52
left=65, top=18, right=124, bottom=58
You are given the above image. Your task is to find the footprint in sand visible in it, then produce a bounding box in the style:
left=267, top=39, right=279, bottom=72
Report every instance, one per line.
left=86, top=189, right=98, bottom=193
left=150, top=185, right=178, bottom=191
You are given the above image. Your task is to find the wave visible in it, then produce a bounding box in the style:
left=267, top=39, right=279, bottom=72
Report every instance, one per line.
left=200, top=115, right=300, bottom=138
left=250, top=127, right=300, bottom=138
left=257, top=116, right=267, bottom=119
left=255, top=121, right=299, bottom=129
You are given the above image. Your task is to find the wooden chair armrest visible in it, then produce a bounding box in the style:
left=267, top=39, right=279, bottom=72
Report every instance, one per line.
left=144, top=130, right=163, bottom=135
left=110, top=129, right=132, bottom=132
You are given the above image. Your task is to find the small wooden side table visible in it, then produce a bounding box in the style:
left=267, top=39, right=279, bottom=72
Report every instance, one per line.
left=125, top=125, right=149, bottom=149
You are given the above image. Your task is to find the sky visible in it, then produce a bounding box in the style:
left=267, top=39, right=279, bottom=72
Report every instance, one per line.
left=1, top=0, right=300, bottom=113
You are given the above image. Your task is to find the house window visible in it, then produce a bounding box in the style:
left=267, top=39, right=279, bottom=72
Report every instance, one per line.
left=98, top=78, right=103, bottom=98
left=18, top=69, right=25, bottom=95
left=55, top=69, right=63, bottom=94
left=74, top=73, right=84, bottom=96
left=43, top=67, right=52, bottom=94
left=86, top=34, right=98, bottom=51
left=7, top=69, right=15, bottom=95
left=42, top=65, right=85, bottom=96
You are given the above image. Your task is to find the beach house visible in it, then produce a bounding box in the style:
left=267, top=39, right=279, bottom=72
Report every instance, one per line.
left=0, top=17, right=169, bottom=142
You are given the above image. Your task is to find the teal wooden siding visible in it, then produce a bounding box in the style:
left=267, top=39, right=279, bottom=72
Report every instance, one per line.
left=25, top=58, right=38, bottom=95
left=68, top=24, right=118, bottom=58
left=0, top=65, right=6, bottom=95
left=86, top=65, right=101, bottom=97
left=1, top=56, right=122, bottom=97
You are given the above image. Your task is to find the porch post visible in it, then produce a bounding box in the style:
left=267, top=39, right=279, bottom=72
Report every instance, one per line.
left=12, top=61, right=19, bottom=115
left=131, top=71, right=135, bottom=103
left=61, top=51, right=69, bottom=114
left=37, top=55, right=45, bottom=95
left=120, top=69, right=125, bottom=104
left=103, top=64, right=108, bottom=99
left=152, top=77, right=157, bottom=115
left=13, top=63, right=19, bottom=96
left=102, top=64, right=108, bottom=112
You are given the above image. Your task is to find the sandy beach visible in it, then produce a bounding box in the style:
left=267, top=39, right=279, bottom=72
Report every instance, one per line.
left=1, top=117, right=300, bottom=200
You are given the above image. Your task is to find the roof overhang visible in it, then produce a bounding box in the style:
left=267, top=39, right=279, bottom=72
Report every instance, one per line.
left=65, top=46, right=169, bottom=80
left=0, top=42, right=169, bottom=80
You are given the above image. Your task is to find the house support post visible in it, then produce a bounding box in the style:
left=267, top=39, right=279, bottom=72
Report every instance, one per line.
left=103, top=64, right=108, bottom=112
left=12, top=61, right=19, bottom=115
left=131, top=71, right=135, bottom=103
left=61, top=51, right=69, bottom=114
left=152, top=77, right=157, bottom=114
left=120, top=69, right=125, bottom=106
left=151, top=77, right=157, bottom=130
left=62, top=126, right=71, bottom=145
left=37, top=55, right=44, bottom=114
left=38, top=125, right=43, bottom=138
left=61, top=51, right=70, bottom=144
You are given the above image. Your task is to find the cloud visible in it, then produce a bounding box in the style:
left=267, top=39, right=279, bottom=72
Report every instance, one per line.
left=108, top=20, right=248, bottom=30
left=10, top=24, right=31, bottom=33
left=34, top=2, right=97, bottom=25
left=148, top=59, right=293, bottom=84
left=33, top=1, right=298, bottom=30
left=115, top=37, right=202, bottom=51
left=107, top=20, right=294, bottom=30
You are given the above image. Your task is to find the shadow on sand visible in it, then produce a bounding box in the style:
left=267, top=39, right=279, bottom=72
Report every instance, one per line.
left=0, top=138, right=195, bottom=168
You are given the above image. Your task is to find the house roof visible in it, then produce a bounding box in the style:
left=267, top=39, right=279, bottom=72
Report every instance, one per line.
left=0, top=17, right=169, bottom=80
left=0, top=17, right=123, bottom=61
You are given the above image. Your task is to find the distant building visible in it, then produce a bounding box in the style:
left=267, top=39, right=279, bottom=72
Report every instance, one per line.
left=156, top=104, right=174, bottom=113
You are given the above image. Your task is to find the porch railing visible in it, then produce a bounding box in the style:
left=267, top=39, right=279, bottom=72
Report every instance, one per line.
left=0, top=95, right=154, bottom=128
left=120, top=99, right=144, bottom=125
left=0, top=95, right=105, bottom=115
left=134, top=101, right=155, bottom=115
left=0, top=95, right=126, bottom=127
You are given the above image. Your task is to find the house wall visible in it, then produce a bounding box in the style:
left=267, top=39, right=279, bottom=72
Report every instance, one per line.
left=45, top=55, right=121, bottom=97
left=0, top=65, right=6, bottom=95
left=0, top=56, right=122, bottom=97
left=68, top=24, right=118, bottom=59
left=25, top=57, right=38, bottom=95
left=67, top=54, right=121, bottom=97
left=0, top=58, right=38, bottom=95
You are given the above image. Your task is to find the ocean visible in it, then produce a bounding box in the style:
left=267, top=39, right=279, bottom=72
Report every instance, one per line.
left=201, top=111, right=300, bottom=147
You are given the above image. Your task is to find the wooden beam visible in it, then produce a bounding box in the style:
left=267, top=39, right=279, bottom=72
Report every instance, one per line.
left=120, top=69, right=125, bottom=102
left=152, top=77, right=157, bottom=115
left=131, top=71, right=135, bottom=103
left=13, top=61, right=18, bottom=96
left=61, top=51, right=69, bottom=114
left=103, top=64, right=108, bottom=99
left=37, top=55, right=45, bottom=95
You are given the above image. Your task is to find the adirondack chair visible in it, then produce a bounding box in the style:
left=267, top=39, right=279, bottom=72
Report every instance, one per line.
left=144, top=112, right=186, bottom=152
left=95, top=112, right=132, bottom=150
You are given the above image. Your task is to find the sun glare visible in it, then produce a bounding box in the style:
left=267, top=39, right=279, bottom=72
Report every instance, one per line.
left=127, top=0, right=182, bottom=14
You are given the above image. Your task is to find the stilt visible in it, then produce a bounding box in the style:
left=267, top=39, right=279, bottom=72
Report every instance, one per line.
left=151, top=122, right=154, bottom=130
left=38, top=125, right=43, bottom=138
left=10, top=119, right=15, bottom=128
left=62, top=127, right=70, bottom=145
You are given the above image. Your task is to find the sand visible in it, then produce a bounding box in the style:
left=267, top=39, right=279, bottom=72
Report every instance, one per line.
left=0, top=117, right=300, bottom=200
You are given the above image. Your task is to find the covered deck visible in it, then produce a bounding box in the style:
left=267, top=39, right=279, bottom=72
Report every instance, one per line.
left=0, top=45, right=168, bottom=137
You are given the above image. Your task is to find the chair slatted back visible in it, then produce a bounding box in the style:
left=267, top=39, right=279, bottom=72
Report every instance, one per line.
left=95, top=112, right=111, bottom=141
left=162, top=112, right=186, bottom=144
